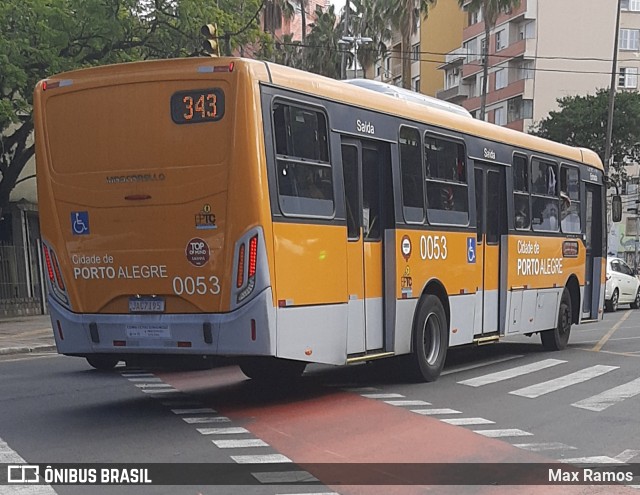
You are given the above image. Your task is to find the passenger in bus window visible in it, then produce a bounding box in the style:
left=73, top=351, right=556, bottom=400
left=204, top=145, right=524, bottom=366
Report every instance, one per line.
left=297, top=166, right=325, bottom=199
left=514, top=196, right=529, bottom=229
left=440, top=185, right=455, bottom=210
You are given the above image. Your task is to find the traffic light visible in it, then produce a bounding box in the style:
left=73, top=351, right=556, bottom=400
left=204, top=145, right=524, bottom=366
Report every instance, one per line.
left=201, top=24, right=220, bottom=56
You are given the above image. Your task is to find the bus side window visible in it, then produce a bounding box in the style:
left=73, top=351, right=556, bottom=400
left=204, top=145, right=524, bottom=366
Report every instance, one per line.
left=560, top=164, right=581, bottom=233
left=531, top=158, right=559, bottom=232
left=513, top=154, right=530, bottom=230
left=272, top=102, right=334, bottom=217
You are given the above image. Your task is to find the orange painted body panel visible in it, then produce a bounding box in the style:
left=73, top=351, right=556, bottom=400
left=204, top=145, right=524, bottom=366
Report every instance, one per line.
left=507, top=236, right=585, bottom=289
left=272, top=223, right=348, bottom=305
left=395, top=230, right=482, bottom=298
left=34, top=59, right=274, bottom=314
left=363, top=242, right=383, bottom=298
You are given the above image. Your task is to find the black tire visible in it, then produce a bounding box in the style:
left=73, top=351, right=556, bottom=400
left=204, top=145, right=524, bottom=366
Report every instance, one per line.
left=86, top=355, right=119, bottom=370
left=408, top=294, right=449, bottom=382
left=606, top=289, right=619, bottom=312
left=631, top=289, right=640, bottom=310
left=239, top=357, right=306, bottom=381
left=541, top=289, right=572, bottom=351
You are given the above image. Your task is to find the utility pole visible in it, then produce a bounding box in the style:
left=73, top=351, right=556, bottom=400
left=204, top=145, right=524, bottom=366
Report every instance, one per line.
left=604, top=0, right=622, bottom=176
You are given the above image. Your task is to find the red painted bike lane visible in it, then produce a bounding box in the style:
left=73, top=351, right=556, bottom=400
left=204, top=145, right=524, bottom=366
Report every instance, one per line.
left=159, top=367, right=638, bottom=495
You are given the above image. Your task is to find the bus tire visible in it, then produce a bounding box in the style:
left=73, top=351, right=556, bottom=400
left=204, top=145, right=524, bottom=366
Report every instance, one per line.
left=409, top=294, right=448, bottom=382
left=541, top=289, right=572, bottom=351
left=86, top=355, right=119, bottom=370
left=239, top=357, right=306, bottom=381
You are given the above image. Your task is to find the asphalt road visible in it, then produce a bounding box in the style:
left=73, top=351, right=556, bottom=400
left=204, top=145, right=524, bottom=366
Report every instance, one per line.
left=1, top=307, right=639, bottom=495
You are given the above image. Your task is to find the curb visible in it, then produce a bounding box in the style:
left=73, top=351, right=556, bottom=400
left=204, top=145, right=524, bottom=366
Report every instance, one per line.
left=0, top=345, right=57, bottom=356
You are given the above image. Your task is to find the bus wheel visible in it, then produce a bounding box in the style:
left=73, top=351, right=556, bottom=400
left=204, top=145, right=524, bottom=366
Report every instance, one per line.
left=86, top=355, right=119, bottom=370
left=541, top=289, right=572, bottom=351
left=239, top=358, right=306, bottom=381
left=409, top=294, right=448, bottom=382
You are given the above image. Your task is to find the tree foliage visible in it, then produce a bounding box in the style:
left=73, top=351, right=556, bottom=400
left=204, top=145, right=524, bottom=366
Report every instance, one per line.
left=0, top=0, right=265, bottom=218
left=531, top=88, right=640, bottom=190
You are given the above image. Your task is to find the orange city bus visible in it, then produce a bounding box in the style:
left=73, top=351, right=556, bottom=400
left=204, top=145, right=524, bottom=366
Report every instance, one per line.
left=34, top=57, right=606, bottom=381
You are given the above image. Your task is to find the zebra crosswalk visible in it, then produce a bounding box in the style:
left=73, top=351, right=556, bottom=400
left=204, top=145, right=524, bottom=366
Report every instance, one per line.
left=457, top=358, right=640, bottom=412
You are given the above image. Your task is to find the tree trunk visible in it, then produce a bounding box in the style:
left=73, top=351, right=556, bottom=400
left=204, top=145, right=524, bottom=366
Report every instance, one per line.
left=402, top=29, right=411, bottom=89
left=299, top=0, right=306, bottom=44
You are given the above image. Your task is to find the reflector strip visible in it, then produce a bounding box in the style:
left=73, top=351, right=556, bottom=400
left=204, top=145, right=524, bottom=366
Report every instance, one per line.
left=236, top=243, right=245, bottom=288
left=50, top=251, right=65, bottom=291
left=177, top=341, right=192, bottom=348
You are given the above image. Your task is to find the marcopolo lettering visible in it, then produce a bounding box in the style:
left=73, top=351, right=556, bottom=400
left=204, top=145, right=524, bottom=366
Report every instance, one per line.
left=106, top=173, right=166, bottom=184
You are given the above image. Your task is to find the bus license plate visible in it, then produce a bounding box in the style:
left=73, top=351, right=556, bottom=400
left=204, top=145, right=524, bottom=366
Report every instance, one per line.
left=129, top=298, right=165, bottom=313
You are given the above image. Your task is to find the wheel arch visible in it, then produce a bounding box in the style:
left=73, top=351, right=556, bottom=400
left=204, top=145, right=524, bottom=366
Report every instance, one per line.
left=564, top=274, right=580, bottom=324
left=412, top=279, right=450, bottom=350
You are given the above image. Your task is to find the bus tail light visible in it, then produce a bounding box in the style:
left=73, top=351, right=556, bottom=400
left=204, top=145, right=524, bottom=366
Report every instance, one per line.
left=42, top=241, right=70, bottom=307
left=236, top=234, right=259, bottom=304
left=43, top=245, right=55, bottom=284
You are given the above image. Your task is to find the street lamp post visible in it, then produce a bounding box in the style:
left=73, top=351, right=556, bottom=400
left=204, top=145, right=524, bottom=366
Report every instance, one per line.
left=339, top=36, right=373, bottom=78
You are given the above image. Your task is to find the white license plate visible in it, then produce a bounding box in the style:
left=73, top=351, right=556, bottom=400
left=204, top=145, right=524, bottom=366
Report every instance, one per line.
left=125, top=324, right=170, bottom=339
left=129, top=298, right=165, bottom=313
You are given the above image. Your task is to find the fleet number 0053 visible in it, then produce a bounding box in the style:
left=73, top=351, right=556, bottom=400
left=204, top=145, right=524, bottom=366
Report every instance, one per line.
left=420, top=235, right=448, bottom=260
left=172, top=276, right=221, bottom=296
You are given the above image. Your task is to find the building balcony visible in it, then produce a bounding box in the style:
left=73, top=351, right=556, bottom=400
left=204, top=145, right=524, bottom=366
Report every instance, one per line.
left=462, top=78, right=528, bottom=112
left=436, top=84, right=470, bottom=103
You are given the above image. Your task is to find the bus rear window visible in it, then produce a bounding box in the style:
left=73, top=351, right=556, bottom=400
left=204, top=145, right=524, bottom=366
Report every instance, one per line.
left=272, top=102, right=333, bottom=217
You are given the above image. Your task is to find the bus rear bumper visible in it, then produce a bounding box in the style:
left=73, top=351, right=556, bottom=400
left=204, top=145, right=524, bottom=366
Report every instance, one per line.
left=47, top=288, right=277, bottom=358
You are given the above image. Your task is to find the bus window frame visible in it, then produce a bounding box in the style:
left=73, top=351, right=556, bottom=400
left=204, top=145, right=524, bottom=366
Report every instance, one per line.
left=512, top=152, right=531, bottom=231
left=559, top=162, right=582, bottom=234
left=423, top=131, right=470, bottom=227
left=270, top=97, right=336, bottom=220
left=530, top=155, right=560, bottom=233
left=398, top=125, right=426, bottom=224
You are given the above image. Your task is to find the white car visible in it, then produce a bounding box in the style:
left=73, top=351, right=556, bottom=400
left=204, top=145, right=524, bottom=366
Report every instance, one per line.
left=605, top=257, right=640, bottom=311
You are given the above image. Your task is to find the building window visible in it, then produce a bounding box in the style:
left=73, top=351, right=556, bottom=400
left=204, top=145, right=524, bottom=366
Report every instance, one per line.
left=619, top=29, right=640, bottom=50
left=495, top=30, right=506, bottom=51
left=480, top=37, right=487, bottom=62
left=622, top=0, right=640, bottom=11
left=495, top=68, right=507, bottom=90
left=469, top=8, right=482, bottom=25
left=412, top=77, right=420, bottom=92
left=412, top=43, right=420, bottom=62
left=507, top=97, right=533, bottom=122
left=446, top=68, right=460, bottom=89
left=376, top=64, right=381, bottom=77
left=619, top=67, right=638, bottom=88
left=517, top=61, right=534, bottom=80
left=464, top=39, right=477, bottom=62
left=494, top=107, right=506, bottom=126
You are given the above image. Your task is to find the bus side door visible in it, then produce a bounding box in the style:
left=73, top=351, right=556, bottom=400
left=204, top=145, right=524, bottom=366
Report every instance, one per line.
left=474, top=164, right=507, bottom=335
left=341, top=139, right=385, bottom=353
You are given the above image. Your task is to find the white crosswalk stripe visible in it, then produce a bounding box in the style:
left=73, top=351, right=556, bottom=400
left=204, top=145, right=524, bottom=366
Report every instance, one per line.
left=411, top=408, right=461, bottom=415
left=384, top=400, right=431, bottom=406
left=473, top=429, right=533, bottom=438
left=513, top=442, right=577, bottom=452
left=572, top=377, right=640, bottom=412
left=441, top=417, right=494, bottom=426
left=458, top=359, right=566, bottom=387
left=510, top=365, right=619, bottom=398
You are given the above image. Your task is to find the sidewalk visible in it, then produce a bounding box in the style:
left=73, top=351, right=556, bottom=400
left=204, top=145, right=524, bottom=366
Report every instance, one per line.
left=0, top=314, right=57, bottom=355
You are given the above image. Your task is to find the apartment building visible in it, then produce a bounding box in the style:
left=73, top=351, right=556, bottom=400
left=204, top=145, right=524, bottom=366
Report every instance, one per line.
left=438, top=0, right=615, bottom=131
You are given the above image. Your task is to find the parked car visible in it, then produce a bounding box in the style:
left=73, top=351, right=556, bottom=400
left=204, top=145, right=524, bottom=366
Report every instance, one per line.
left=605, top=257, right=640, bottom=311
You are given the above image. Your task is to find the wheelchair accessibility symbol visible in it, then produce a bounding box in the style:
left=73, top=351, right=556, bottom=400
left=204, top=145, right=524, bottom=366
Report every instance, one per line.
left=71, top=211, right=90, bottom=235
left=467, top=237, right=476, bottom=263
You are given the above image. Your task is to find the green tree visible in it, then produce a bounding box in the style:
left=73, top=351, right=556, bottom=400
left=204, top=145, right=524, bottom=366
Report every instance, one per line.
left=458, top=0, right=521, bottom=120
left=305, top=5, right=343, bottom=79
left=0, top=0, right=264, bottom=219
left=531, top=89, right=640, bottom=191
left=348, top=0, right=391, bottom=79
left=381, top=0, right=436, bottom=89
